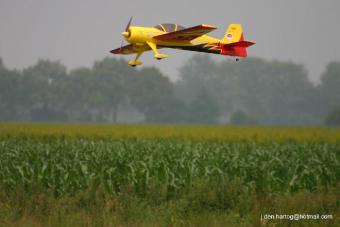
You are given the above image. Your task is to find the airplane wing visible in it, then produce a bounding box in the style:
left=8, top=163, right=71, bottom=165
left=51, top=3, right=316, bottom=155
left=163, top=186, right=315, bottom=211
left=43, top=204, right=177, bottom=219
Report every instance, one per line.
left=153, top=24, right=217, bottom=42
left=110, top=44, right=142, bottom=55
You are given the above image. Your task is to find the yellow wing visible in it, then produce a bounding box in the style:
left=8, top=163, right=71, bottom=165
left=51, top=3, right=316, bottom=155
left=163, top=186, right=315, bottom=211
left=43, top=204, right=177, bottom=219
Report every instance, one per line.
left=110, top=44, right=152, bottom=55
left=153, top=24, right=217, bottom=42
left=110, top=44, right=137, bottom=55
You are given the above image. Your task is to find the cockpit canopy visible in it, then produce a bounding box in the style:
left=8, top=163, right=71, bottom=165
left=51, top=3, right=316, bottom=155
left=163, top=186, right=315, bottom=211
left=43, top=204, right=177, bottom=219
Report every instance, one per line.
left=154, top=23, right=186, bottom=32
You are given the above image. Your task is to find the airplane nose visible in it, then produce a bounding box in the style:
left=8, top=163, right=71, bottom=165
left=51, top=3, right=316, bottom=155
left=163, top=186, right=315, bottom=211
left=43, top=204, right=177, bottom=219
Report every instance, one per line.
left=122, top=31, right=129, bottom=38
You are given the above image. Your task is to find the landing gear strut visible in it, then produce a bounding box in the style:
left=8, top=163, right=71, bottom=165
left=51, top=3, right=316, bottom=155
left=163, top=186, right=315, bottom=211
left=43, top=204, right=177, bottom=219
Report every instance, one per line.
left=147, top=42, right=168, bottom=60
left=128, top=51, right=143, bottom=67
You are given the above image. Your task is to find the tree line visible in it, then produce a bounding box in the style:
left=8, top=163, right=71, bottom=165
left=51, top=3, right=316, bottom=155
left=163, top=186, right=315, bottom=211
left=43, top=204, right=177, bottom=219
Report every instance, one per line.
left=0, top=56, right=339, bottom=125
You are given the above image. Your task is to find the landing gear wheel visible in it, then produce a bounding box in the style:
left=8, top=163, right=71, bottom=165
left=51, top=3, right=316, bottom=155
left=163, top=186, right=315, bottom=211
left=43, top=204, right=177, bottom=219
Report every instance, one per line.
left=154, top=53, right=168, bottom=60
left=236, top=58, right=239, bottom=62
left=128, top=60, right=142, bottom=67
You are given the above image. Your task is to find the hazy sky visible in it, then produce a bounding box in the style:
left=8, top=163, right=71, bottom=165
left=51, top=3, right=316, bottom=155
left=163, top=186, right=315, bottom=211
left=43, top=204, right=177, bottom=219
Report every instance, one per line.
left=1, top=0, right=339, bottom=82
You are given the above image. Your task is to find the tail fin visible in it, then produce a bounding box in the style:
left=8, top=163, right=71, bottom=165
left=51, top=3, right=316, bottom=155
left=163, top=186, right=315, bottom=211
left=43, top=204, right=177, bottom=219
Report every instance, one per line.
left=222, top=24, right=243, bottom=44
left=220, top=24, right=255, bottom=57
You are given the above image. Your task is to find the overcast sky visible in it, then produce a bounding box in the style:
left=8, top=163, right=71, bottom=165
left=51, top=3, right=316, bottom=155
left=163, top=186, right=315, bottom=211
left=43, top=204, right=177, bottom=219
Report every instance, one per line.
left=1, top=0, right=339, bottom=82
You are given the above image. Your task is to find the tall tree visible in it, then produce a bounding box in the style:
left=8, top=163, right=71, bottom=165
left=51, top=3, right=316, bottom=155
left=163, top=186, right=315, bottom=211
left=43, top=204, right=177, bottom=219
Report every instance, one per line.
left=0, top=61, right=22, bottom=120
left=319, top=62, right=340, bottom=117
left=65, top=67, right=93, bottom=121
left=129, top=67, right=185, bottom=122
left=187, top=87, right=220, bottom=124
left=90, top=57, right=135, bottom=122
left=22, top=60, right=68, bottom=121
left=176, top=55, right=318, bottom=125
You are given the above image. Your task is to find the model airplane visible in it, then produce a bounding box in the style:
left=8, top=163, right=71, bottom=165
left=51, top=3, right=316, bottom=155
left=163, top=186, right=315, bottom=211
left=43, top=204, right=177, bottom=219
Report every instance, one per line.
left=110, top=18, right=255, bottom=67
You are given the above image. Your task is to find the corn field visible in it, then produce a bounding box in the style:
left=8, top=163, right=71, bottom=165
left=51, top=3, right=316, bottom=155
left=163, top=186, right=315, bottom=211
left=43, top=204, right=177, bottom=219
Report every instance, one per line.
left=1, top=124, right=339, bottom=226
left=1, top=124, right=339, bottom=197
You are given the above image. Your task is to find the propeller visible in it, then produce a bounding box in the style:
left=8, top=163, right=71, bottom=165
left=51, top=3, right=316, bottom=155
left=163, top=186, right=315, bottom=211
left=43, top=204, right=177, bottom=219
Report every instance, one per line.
left=125, top=16, right=133, bottom=33
left=120, top=17, right=133, bottom=50
left=121, top=17, right=132, bottom=39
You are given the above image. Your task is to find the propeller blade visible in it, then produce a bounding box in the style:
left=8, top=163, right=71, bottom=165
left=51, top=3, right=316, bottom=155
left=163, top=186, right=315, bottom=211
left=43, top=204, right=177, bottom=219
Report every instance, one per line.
left=125, top=16, right=133, bottom=32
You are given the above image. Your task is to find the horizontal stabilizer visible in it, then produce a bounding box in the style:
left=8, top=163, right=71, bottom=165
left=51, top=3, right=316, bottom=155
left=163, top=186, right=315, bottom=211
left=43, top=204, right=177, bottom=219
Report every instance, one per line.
left=224, top=40, right=255, bottom=48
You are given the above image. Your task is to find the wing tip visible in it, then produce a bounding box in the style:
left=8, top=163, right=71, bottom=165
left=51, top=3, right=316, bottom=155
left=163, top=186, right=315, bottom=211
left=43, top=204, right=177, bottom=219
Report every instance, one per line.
left=110, top=49, right=120, bottom=54
left=201, top=24, right=217, bottom=29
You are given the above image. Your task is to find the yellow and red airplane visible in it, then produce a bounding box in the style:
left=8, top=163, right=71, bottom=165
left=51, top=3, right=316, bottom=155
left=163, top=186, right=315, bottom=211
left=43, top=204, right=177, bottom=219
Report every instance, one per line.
left=110, top=18, right=255, bottom=67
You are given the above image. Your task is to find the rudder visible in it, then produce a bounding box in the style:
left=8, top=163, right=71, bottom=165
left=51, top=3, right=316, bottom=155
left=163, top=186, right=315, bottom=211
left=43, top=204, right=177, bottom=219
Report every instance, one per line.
left=219, top=24, right=255, bottom=57
left=221, top=24, right=243, bottom=44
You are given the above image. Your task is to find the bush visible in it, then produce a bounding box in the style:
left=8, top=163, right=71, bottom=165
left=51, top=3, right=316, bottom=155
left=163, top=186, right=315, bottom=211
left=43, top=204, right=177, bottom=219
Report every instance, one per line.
left=325, top=106, right=340, bottom=126
left=230, top=109, right=257, bottom=125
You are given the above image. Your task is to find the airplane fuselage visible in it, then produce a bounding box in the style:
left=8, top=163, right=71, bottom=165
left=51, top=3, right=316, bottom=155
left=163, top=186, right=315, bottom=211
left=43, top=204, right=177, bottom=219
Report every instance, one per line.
left=126, top=26, right=220, bottom=48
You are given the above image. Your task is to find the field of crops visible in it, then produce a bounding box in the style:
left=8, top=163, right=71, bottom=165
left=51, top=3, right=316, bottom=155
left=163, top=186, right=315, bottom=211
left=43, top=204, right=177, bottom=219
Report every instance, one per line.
left=0, top=124, right=339, bottom=226
left=1, top=123, right=340, bottom=141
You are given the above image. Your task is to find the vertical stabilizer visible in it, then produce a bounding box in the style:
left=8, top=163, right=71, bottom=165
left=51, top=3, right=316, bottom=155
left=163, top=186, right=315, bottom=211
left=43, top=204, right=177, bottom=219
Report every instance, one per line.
left=219, top=24, right=255, bottom=57
left=221, top=24, right=243, bottom=44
